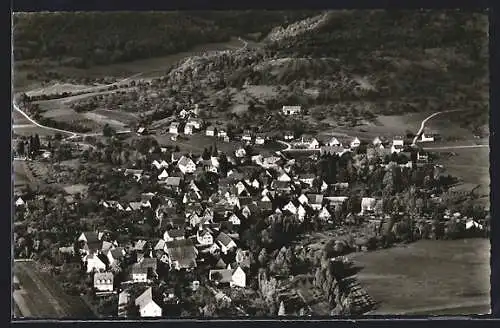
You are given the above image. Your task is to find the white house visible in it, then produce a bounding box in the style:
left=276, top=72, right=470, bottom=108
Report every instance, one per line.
left=318, top=207, right=332, bottom=221
left=206, top=126, right=216, bottom=137
left=178, top=156, right=196, bottom=174
left=228, top=214, right=241, bottom=226
left=373, top=136, right=382, bottom=146
left=391, top=144, right=404, bottom=154
left=187, top=119, right=202, bottom=130
left=350, top=137, right=361, bottom=149
left=164, top=229, right=185, bottom=242
left=152, top=160, right=162, bottom=170
left=283, top=201, right=297, bottom=214
left=255, top=136, right=265, bottom=145
left=278, top=172, right=291, bottom=182
left=282, top=105, right=302, bottom=116
left=135, top=287, right=162, bottom=317
left=420, top=132, right=435, bottom=142
left=327, top=137, right=341, bottom=147
left=15, top=197, right=25, bottom=207
left=242, top=130, right=252, bottom=142
left=184, top=124, right=194, bottom=135
left=298, top=194, right=309, bottom=205
left=158, top=169, right=169, bottom=180
left=299, top=174, right=316, bottom=186
left=85, top=254, right=106, bottom=273
left=131, top=264, right=148, bottom=283
left=297, top=205, right=307, bottom=220
left=217, top=129, right=227, bottom=138
left=360, top=197, right=377, bottom=215
left=392, top=137, right=404, bottom=147
left=209, top=266, right=246, bottom=288
left=235, top=147, right=247, bottom=158
left=417, top=152, right=429, bottom=162
left=197, top=229, right=214, bottom=246
left=169, top=122, right=180, bottom=134
left=106, top=247, right=126, bottom=267
left=94, top=272, right=114, bottom=292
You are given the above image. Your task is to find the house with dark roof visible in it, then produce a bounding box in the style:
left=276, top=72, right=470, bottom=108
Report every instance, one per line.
left=178, top=156, right=196, bottom=174
left=165, top=239, right=198, bottom=270
left=209, top=266, right=246, bottom=288
left=307, top=194, right=324, bottom=211
left=216, top=232, right=237, bottom=254
left=164, top=228, right=185, bottom=242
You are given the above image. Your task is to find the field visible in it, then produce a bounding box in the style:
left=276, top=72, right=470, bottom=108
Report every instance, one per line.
left=436, top=146, right=490, bottom=199
left=350, top=239, right=490, bottom=315
left=12, top=110, right=32, bottom=125
left=13, top=160, right=30, bottom=190
left=13, top=261, right=96, bottom=319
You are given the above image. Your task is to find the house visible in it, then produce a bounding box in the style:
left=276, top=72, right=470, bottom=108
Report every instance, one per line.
left=217, top=129, right=228, bottom=138
left=350, top=137, right=361, bottom=149
left=278, top=172, right=291, bottom=182
left=164, top=229, right=185, bottom=242
left=284, top=131, right=295, bottom=141
left=197, top=229, right=214, bottom=246
left=298, top=194, right=309, bottom=205
left=169, top=122, right=180, bottom=134
left=327, top=137, right=341, bottom=147
left=135, top=287, right=162, bottom=317
left=136, top=127, right=147, bottom=135
left=165, top=239, right=198, bottom=270
left=215, top=258, right=227, bottom=269
left=299, top=173, right=316, bottom=186
left=85, top=253, right=106, bottom=273
left=283, top=201, right=298, bottom=214
left=320, top=146, right=350, bottom=157
left=228, top=213, right=241, bottom=226
left=216, top=232, right=237, bottom=254
left=307, top=194, right=324, bottom=210
left=360, top=197, right=377, bottom=215
left=131, top=263, right=148, bottom=282
left=184, top=124, right=193, bottom=135
left=152, top=160, right=162, bottom=170
left=260, top=156, right=282, bottom=169
left=294, top=136, right=319, bottom=149
left=187, top=118, right=202, bottom=130
left=118, top=290, right=130, bottom=317
left=78, top=231, right=102, bottom=254
left=325, top=196, right=349, bottom=209
left=94, top=272, right=114, bottom=292
left=392, top=137, right=404, bottom=147
left=206, top=126, right=216, bottom=137
left=271, top=180, right=292, bottom=193
left=391, top=144, right=404, bottom=154
left=420, top=131, right=435, bottom=142
left=242, top=130, right=253, bottom=142
left=318, top=207, right=332, bottom=221
left=255, top=135, right=266, bottom=145
left=235, top=147, right=247, bottom=158
left=373, top=136, right=382, bottom=146
left=158, top=169, right=169, bottom=180
left=297, top=204, right=307, bottom=220
left=208, top=266, right=246, bottom=288
left=124, top=169, right=144, bottom=182
left=417, top=152, right=429, bottom=162
left=164, top=177, right=182, bottom=190
left=178, top=156, right=196, bottom=174
left=282, top=105, right=302, bottom=116
left=15, top=197, right=25, bottom=207
left=127, top=202, right=143, bottom=211
left=223, top=136, right=230, bottom=143
left=235, top=249, right=251, bottom=269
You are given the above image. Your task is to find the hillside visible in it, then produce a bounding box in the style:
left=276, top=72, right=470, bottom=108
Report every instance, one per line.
left=18, top=10, right=489, bottom=136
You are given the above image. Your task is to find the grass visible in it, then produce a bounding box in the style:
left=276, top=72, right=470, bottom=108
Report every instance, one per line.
left=62, top=184, right=89, bottom=195
left=13, top=160, right=29, bottom=190
left=350, top=238, right=490, bottom=315
left=436, top=146, right=490, bottom=199
left=12, top=111, right=32, bottom=125
left=13, top=261, right=96, bottom=319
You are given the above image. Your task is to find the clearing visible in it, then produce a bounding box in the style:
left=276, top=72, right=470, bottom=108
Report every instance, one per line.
left=13, top=160, right=30, bottom=190
left=13, top=261, right=96, bottom=319
left=350, top=238, right=490, bottom=315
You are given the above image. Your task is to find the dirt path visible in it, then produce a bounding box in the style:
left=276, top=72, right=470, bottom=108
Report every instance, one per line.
left=411, top=109, right=465, bottom=146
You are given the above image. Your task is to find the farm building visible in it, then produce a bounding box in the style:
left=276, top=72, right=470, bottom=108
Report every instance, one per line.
left=282, top=105, right=302, bottom=116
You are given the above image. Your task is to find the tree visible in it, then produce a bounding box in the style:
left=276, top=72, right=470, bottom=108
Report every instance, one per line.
left=258, top=248, right=268, bottom=266
left=54, top=133, right=62, bottom=141
left=103, top=124, right=116, bottom=137
left=16, top=140, right=25, bottom=156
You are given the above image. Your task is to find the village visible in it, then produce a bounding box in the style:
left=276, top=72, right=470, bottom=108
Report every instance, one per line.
left=12, top=101, right=489, bottom=318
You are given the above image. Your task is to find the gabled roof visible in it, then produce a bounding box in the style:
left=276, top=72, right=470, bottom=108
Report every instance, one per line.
left=165, top=228, right=185, bottom=239
left=165, top=239, right=197, bottom=268
left=215, top=258, right=227, bottom=269
left=135, top=287, right=158, bottom=309
left=128, top=202, right=142, bottom=211
left=165, top=177, right=181, bottom=187
left=216, top=232, right=234, bottom=247
left=307, top=194, right=324, bottom=204
left=178, top=156, right=194, bottom=167
left=81, top=231, right=100, bottom=244
left=209, top=269, right=233, bottom=283
left=94, top=272, right=113, bottom=285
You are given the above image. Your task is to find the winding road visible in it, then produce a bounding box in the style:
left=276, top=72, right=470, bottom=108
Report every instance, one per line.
left=411, top=109, right=465, bottom=146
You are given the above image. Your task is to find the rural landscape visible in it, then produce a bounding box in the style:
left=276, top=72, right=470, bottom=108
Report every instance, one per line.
left=12, top=10, right=490, bottom=319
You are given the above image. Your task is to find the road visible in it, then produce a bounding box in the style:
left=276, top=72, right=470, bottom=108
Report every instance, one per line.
left=423, top=145, right=489, bottom=150
left=411, top=109, right=464, bottom=146
left=13, top=261, right=96, bottom=318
